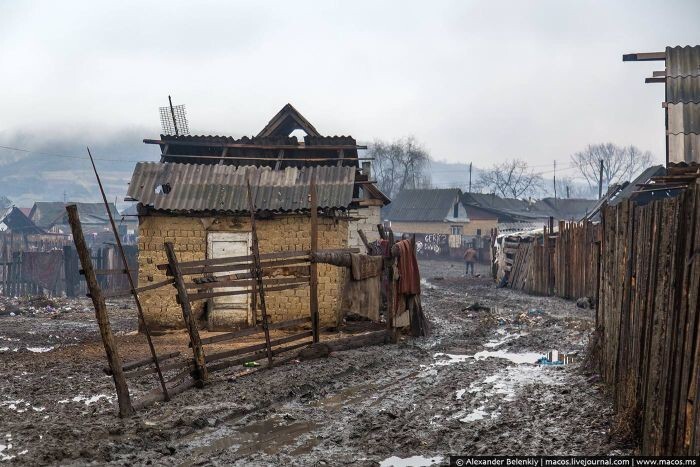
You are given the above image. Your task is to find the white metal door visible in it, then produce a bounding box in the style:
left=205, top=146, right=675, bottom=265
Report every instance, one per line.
left=207, top=232, right=251, bottom=327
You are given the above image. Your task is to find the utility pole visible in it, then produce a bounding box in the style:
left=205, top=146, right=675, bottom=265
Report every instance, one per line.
left=468, top=162, right=472, bottom=193
left=598, top=159, right=604, bottom=199
left=553, top=160, right=557, bottom=199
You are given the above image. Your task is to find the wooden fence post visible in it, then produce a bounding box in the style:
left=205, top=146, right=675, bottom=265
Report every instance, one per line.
left=387, top=228, right=398, bottom=344
left=309, top=176, right=320, bottom=343
left=165, top=242, right=208, bottom=383
left=66, top=205, right=134, bottom=417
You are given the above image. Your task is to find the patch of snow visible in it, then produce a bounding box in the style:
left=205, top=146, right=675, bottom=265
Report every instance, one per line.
left=380, top=455, right=444, bottom=467
left=473, top=350, right=542, bottom=364
left=432, top=353, right=471, bottom=366
left=483, top=332, right=525, bottom=348
left=459, top=407, right=488, bottom=422
left=27, top=346, right=54, bottom=353
left=455, top=389, right=466, bottom=400
left=71, top=394, right=113, bottom=405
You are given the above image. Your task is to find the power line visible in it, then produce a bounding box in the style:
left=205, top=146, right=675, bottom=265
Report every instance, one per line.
left=0, top=144, right=149, bottom=163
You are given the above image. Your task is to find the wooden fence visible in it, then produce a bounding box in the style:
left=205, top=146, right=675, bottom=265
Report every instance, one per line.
left=502, top=186, right=699, bottom=455
left=597, top=188, right=699, bottom=455
left=0, top=246, right=137, bottom=298
left=504, top=221, right=600, bottom=301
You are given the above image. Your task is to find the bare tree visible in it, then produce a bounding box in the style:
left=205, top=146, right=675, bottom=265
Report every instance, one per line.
left=570, top=143, right=653, bottom=191
left=368, top=136, right=431, bottom=198
left=477, top=159, right=543, bottom=198
left=555, top=176, right=596, bottom=199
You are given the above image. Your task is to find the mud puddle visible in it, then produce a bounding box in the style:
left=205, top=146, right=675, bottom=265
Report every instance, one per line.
left=181, top=417, right=319, bottom=465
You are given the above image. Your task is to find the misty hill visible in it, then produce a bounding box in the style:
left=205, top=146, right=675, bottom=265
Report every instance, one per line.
left=0, top=129, right=161, bottom=209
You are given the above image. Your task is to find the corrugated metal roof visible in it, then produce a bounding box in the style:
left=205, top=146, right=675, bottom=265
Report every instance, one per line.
left=382, top=189, right=461, bottom=222
left=609, top=165, right=666, bottom=206
left=126, top=163, right=356, bottom=213
left=667, top=76, right=700, bottom=104
left=669, top=134, right=700, bottom=163
left=667, top=46, right=700, bottom=163
left=668, top=103, right=700, bottom=134
left=666, top=46, right=700, bottom=77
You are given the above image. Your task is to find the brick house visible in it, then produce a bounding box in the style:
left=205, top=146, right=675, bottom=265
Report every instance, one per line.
left=126, top=104, right=389, bottom=330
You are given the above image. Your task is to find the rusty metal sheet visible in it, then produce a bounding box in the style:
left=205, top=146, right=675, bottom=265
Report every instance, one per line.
left=126, top=163, right=355, bottom=213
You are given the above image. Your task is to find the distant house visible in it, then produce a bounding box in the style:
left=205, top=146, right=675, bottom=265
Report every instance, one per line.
left=28, top=202, right=123, bottom=246
left=0, top=207, right=43, bottom=235
left=381, top=188, right=497, bottom=259
left=0, top=206, right=72, bottom=254
left=462, top=193, right=596, bottom=233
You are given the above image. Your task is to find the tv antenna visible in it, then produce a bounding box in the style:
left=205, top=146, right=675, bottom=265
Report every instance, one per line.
left=159, top=95, right=190, bottom=136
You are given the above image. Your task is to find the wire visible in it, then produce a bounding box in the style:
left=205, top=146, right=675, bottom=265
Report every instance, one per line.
left=0, top=144, right=151, bottom=163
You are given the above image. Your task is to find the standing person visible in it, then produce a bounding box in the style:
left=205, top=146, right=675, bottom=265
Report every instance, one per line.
left=464, top=244, right=477, bottom=276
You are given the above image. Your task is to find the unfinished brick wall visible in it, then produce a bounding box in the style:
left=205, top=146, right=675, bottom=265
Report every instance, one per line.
left=347, top=205, right=381, bottom=249
left=137, top=213, right=348, bottom=329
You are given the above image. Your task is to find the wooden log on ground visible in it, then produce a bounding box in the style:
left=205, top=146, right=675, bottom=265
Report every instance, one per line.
left=205, top=340, right=312, bottom=373
left=132, top=375, right=198, bottom=411
left=324, top=330, right=389, bottom=352
left=196, top=317, right=311, bottom=346
left=204, top=331, right=313, bottom=363
left=103, top=351, right=181, bottom=375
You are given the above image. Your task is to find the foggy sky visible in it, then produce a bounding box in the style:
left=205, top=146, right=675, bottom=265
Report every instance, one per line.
left=1, top=0, right=699, bottom=178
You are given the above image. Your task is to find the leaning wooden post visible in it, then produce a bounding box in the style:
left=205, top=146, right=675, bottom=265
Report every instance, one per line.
left=66, top=205, right=134, bottom=417
left=387, top=228, right=398, bottom=344
left=164, top=242, right=208, bottom=383
left=86, top=147, right=169, bottom=401
left=245, top=177, right=274, bottom=365
left=309, top=175, right=320, bottom=343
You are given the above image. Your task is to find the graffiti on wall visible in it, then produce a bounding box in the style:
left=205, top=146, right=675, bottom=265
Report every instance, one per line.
left=415, top=233, right=449, bottom=257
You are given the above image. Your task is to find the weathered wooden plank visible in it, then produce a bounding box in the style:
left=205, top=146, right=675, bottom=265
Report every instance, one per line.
left=104, top=351, right=181, bottom=375
left=309, top=176, right=320, bottom=343
left=176, top=257, right=311, bottom=276
left=186, top=282, right=306, bottom=301
left=204, top=331, right=313, bottom=363
left=196, top=317, right=312, bottom=346
left=165, top=242, right=208, bottom=383
left=185, top=275, right=310, bottom=290
left=96, top=278, right=175, bottom=299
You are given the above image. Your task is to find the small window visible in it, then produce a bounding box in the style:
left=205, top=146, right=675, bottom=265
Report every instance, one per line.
left=453, top=202, right=459, bottom=218
left=451, top=226, right=462, bottom=235
left=476, top=228, right=482, bottom=236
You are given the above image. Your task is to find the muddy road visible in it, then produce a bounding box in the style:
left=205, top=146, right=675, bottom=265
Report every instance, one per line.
left=0, top=260, right=629, bottom=465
